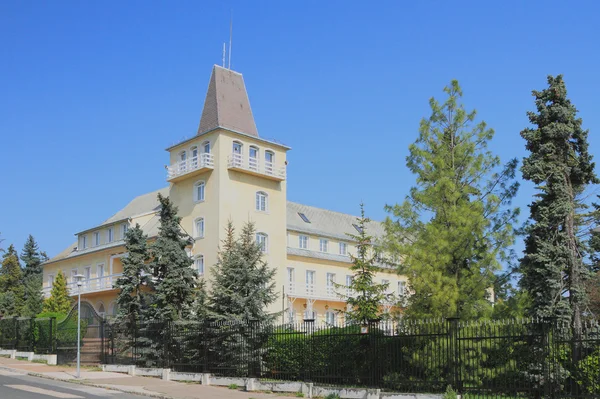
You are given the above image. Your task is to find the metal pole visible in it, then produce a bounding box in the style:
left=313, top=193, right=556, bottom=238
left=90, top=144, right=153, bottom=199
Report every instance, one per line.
left=76, top=287, right=81, bottom=378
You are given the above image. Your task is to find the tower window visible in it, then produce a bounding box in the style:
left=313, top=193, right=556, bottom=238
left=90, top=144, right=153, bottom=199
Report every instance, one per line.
left=233, top=141, right=243, bottom=154
left=298, top=212, right=311, bottom=223
left=203, top=141, right=211, bottom=154
left=195, top=217, right=205, bottom=238
left=249, top=146, right=259, bottom=170
left=194, top=181, right=205, bottom=202
left=195, top=255, right=205, bottom=275
left=256, top=191, right=268, bottom=212
left=256, top=233, right=268, bottom=253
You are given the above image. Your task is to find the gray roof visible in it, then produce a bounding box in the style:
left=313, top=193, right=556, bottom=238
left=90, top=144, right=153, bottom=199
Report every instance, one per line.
left=102, top=187, right=168, bottom=225
left=286, top=202, right=385, bottom=241
left=197, top=65, right=259, bottom=137
left=287, top=247, right=351, bottom=264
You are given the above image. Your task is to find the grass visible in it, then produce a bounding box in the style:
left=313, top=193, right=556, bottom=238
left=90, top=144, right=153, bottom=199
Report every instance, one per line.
left=296, top=393, right=305, bottom=397
left=31, top=359, right=48, bottom=364
left=228, top=383, right=239, bottom=390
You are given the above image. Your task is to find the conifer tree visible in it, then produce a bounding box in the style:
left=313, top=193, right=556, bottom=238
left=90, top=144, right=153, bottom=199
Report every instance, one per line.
left=340, top=204, right=392, bottom=324
left=209, top=221, right=277, bottom=323
left=0, top=245, right=25, bottom=315
left=115, top=224, right=151, bottom=328
left=384, top=80, right=519, bottom=320
left=21, top=235, right=43, bottom=278
left=43, top=270, right=73, bottom=314
left=520, top=75, right=598, bottom=334
left=149, top=194, right=197, bottom=321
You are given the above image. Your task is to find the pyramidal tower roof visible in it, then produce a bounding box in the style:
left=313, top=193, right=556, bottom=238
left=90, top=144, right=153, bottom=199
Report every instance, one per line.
left=197, top=65, right=259, bottom=137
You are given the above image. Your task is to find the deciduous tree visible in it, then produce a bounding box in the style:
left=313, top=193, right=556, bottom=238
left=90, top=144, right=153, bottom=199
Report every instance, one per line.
left=43, top=270, right=72, bottom=314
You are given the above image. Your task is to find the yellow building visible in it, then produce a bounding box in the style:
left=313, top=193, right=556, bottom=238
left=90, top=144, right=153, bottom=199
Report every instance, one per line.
left=42, top=65, right=407, bottom=324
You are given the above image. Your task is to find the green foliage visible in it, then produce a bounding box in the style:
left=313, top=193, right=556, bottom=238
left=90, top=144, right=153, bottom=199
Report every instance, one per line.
left=338, top=204, right=392, bottom=324
left=324, top=394, right=340, bottom=399
left=443, top=385, right=457, bottom=399
left=22, top=274, right=44, bottom=317
left=43, top=270, right=73, bottom=314
left=384, top=80, right=519, bottom=320
left=209, top=221, right=277, bottom=323
left=0, top=245, right=25, bottom=315
left=296, top=392, right=305, bottom=397
left=228, top=384, right=239, bottom=389
left=20, top=235, right=43, bottom=278
left=520, top=75, right=598, bottom=329
left=115, top=224, right=151, bottom=330
left=575, top=348, right=600, bottom=394
left=149, top=194, right=197, bottom=321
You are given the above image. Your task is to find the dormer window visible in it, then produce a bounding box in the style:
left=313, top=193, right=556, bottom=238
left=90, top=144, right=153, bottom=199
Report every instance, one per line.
left=107, top=228, right=114, bottom=243
left=122, top=223, right=129, bottom=238
left=93, top=232, right=100, bottom=247
left=298, top=213, right=311, bottom=223
left=81, top=235, right=87, bottom=250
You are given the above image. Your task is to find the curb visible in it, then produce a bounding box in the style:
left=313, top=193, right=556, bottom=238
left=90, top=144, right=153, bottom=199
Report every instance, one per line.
left=0, top=365, right=174, bottom=399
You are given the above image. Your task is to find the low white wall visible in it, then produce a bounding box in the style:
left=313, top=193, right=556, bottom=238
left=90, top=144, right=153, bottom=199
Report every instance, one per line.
left=170, top=372, right=203, bottom=382
left=135, top=368, right=164, bottom=377
left=210, top=376, right=246, bottom=387
left=380, top=394, right=443, bottom=399
left=102, top=364, right=132, bottom=373
left=254, top=380, right=303, bottom=392
left=31, top=354, right=57, bottom=366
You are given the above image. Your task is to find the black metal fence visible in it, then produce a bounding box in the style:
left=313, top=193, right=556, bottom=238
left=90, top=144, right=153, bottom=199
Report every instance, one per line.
left=103, top=318, right=600, bottom=398
left=0, top=317, right=55, bottom=354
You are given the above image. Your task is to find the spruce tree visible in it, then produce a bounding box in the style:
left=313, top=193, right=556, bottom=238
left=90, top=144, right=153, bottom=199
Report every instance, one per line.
left=0, top=245, right=25, bottom=315
left=149, top=193, right=197, bottom=321
left=43, top=270, right=73, bottom=314
left=115, top=224, right=151, bottom=329
left=21, top=235, right=43, bottom=278
left=384, top=80, right=519, bottom=320
left=209, top=221, right=278, bottom=323
left=520, top=75, right=598, bottom=334
left=340, top=204, right=392, bottom=324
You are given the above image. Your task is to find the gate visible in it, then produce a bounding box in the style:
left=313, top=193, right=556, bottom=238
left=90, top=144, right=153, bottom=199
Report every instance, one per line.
left=56, top=303, right=108, bottom=365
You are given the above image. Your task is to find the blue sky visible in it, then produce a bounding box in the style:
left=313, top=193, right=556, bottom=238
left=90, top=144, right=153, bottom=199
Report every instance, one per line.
left=1, top=1, right=599, bottom=264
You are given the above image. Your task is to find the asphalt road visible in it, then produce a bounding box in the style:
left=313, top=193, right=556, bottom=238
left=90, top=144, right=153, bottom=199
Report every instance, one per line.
left=0, top=370, right=148, bottom=399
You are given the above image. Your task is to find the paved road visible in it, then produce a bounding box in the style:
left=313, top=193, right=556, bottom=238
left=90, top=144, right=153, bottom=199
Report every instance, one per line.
left=0, top=370, right=148, bottom=399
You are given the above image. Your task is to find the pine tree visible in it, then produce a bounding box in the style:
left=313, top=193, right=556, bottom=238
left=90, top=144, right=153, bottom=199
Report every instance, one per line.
left=384, top=80, right=519, bottom=320
left=21, top=235, right=43, bottom=278
left=339, top=204, right=391, bottom=324
left=149, top=193, right=197, bottom=321
left=209, top=221, right=278, bottom=323
left=520, top=75, right=598, bottom=335
left=115, top=224, right=151, bottom=329
left=0, top=245, right=25, bottom=315
left=43, top=270, right=73, bottom=314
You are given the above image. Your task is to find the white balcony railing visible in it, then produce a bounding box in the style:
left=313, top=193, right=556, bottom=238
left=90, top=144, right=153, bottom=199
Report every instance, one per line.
left=227, top=153, right=286, bottom=180
left=42, top=274, right=123, bottom=298
left=167, top=153, right=214, bottom=180
left=286, top=282, right=352, bottom=301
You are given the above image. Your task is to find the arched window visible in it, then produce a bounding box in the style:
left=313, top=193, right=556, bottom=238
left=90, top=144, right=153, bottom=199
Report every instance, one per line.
left=179, top=150, right=187, bottom=172
left=109, top=302, right=118, bottom=317
left=195, top=254, right=204, bottom=275
left=232, top=141, right=243, bottom=154
left=256, top=232, right=268, bottom=253
left=249, top=146, right=259, bottom=170
left=97, top=302, right=106, bottom=316
left=194, top=181, right=205, bottom=202
left=256, top=191, right=268, bottom=212
left=195, top=217, right=205, bottom=238
left=190, top=146, right=198, bottom=168
left=202, top=141, right=211, bottom=154
left=265, top=151, right=274, bottom=174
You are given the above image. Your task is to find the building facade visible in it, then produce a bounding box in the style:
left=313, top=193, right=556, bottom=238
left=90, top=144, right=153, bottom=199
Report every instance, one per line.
left=42, top=65, right=407, bottom=323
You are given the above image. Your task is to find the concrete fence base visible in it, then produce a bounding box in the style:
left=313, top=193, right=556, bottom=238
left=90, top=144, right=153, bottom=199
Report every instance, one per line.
left=0, top=349, right=56, bottom=365
left=99, top=365, right=443, bottom=399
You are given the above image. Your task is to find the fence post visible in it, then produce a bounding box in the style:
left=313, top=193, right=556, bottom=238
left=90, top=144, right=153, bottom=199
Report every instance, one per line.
left=13, top=316, right=19, bottom=350
left=447, top=318, right=461, bottom=394
left=100, top=318, right=105, bottom=364
left=50, top=317, right=56, bottom=353
left=303, top=318, right=315, bottom=383
left=30, top=317, right=35, bottom=352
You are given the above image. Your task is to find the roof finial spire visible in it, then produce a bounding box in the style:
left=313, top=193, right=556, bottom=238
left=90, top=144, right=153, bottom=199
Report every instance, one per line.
left=222, top=42, right=226, bottom=68
left=228, top=10, right=233, bottom=69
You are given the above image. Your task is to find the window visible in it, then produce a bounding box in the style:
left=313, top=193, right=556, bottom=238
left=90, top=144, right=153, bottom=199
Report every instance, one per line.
left=84, top=266, right=91, bottom=288
left=352, top=223, right=363, bottom=233
left=195, top=255, right=204, bottom=275
left=325, top=311, right=337, bottom=325
left=346, top=275, right=353, bottom=297
left=48, top=274, right=55, bottom=288
left=304, top=309, right=317, bottom=320
left=97, top=264, right=105, bottom=288
left=255, top=191, right=267, bottom=212
left=122, top=223, right=129, bottom=238
left=93, top=232, right=100, bottom=247
left=190, top=146, right=198, bottom=168
left=249, top=146, right=259, bottom=170
left=265, top=151, right=274, bottom=174
left=398, top=281, right=406, bottom=296
left=107, top=228, right=113, bottom=243
left=287, top=267, right=295, bottom=293
left=195, top=217, right=205, bottom=238
left=232, top=141, right=242, bottom=154
left=319, top=239, right=328, bottom=253
left=81, top=235, right=87, bottom=250
left=339, top=242, right=347, bottom=255
left=298, top=212, right=311, bottom=223
left=306, top=270, right=316, bottom=295
left=326, top=273, right=336, bottom=296
left=299, top=235, right=308, bottom=249
left=382, top=279, right=390, bottom=292
left=202, top=141, right=211, bottom=154
left=179, top=150, right=187, bottom=171
left=179, top=150, right=187, bottom=161
left=194, top=181, right=205, bottom=202
left=71, top=269, right=78, bottom=284
left=256, top=233, right=268, bottom=253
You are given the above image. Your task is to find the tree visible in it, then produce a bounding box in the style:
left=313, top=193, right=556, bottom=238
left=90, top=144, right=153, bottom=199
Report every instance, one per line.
left=21, top=235, right=43, bottom=278
left=209, top=221, right=278, bottom=323
left=340, top=204, right=392, bottom=324
left=520, top=75, right=598, bottom=335
left=22, top=274, right=44, bottom=316
left=0, top=245, right=25, bottom=315
left=384, top=80, right=519, bottom=320
left=149, top=193, right=197, bottom=321
left=115, top=224, right=151, bottom=328
left=43, top=270, right=73, bottom=314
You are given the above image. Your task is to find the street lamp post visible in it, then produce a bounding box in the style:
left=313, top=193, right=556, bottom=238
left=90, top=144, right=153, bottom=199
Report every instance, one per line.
left=73, top=273, right=85, bottom=379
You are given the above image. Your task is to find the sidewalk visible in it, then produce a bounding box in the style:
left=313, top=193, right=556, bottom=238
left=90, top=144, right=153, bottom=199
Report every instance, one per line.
left=0, top=357, right=290, bottom=399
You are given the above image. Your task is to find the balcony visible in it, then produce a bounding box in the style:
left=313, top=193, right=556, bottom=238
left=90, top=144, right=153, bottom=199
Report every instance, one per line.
left=43, top=274, right=123, bottom=298
left=227, top=153, right=286, bottom=181
left=285, top=282, right=351, bottom=301
left=167, top=154, right=214, bottom=182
